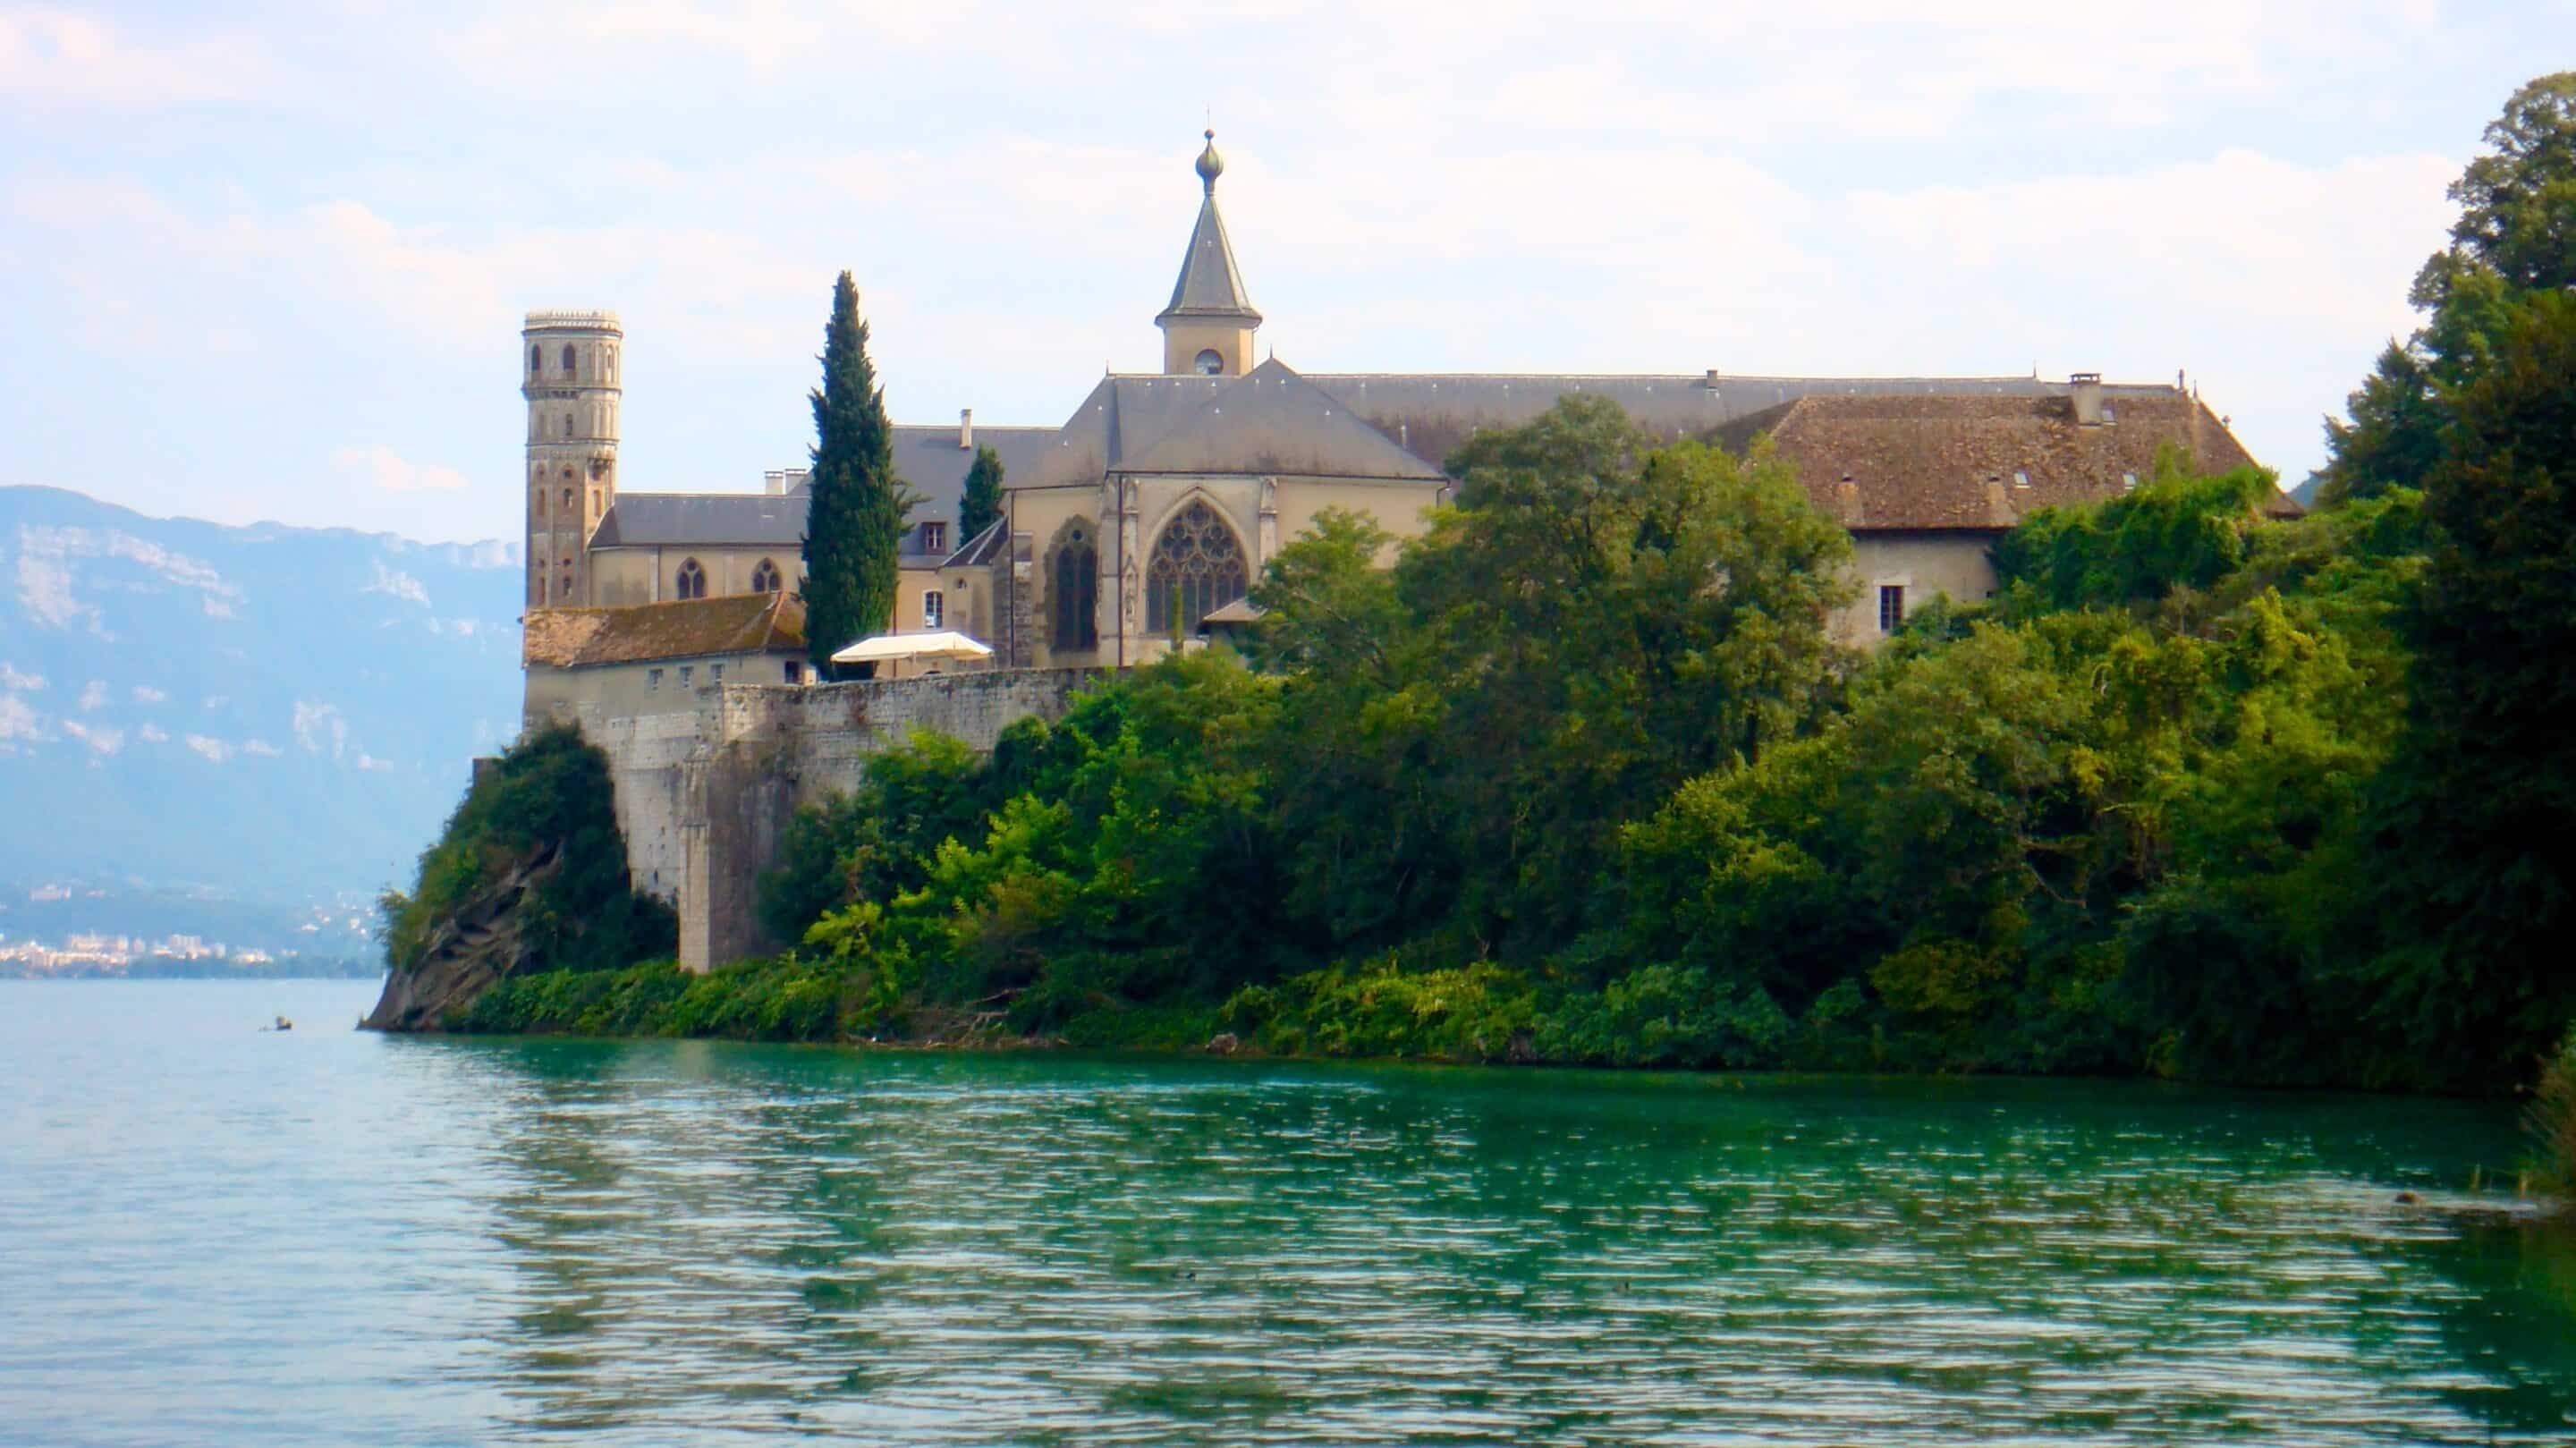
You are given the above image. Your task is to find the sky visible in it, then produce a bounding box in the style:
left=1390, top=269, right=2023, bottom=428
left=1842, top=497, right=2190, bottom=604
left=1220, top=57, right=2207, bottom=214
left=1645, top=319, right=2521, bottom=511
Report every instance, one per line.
left=0, top=2, right=2564, bottom=544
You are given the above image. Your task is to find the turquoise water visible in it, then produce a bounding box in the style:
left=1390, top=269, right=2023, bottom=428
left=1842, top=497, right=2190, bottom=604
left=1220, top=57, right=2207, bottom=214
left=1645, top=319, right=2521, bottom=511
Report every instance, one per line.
left=4, top=980, right=2574, bottom=1445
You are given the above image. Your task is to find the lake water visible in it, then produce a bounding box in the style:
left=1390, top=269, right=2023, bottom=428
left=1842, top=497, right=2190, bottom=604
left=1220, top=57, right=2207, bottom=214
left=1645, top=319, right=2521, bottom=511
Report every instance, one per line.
left=4, top=979, right=2574, bottom=1445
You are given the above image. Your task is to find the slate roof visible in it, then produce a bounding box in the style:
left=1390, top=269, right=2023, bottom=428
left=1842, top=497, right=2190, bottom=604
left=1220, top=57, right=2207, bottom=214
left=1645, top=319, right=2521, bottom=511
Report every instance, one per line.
left=1712, top=392, right=2283, bottom=531
left=590, top=423, right=1056, bottom=559
left=1023, top=361, right=1448, bottom=487
left=522, top=591, right=805, bottom=669
left=1159, top=193, right=1259, bottom=323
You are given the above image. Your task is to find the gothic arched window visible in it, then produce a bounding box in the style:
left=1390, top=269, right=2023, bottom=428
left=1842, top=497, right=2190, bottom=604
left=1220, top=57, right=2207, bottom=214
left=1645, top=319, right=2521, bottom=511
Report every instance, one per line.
left=674, top=558, right=706, bottom=601
left=1146, top=500, right=1247, bottom=636
left=562, top=343, right=578, bottom=375
left=750, top=558, right=781, bottom=594
left=1051, top=533, right=1097, bottom=652
left=562, top=487, right=574, bottom=512
left=529, top=344, right=541, bottom=375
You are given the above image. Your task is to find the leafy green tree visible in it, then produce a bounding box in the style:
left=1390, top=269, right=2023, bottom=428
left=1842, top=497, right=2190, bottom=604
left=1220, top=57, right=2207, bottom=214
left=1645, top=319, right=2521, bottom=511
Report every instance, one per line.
left=1398, top=398, right=1855, bottom=958
left=959, top=444, right=1004, bottom=546
left=2315, top=72, right=2574, bottom=504
left=801, top=271, right=909, bottom=672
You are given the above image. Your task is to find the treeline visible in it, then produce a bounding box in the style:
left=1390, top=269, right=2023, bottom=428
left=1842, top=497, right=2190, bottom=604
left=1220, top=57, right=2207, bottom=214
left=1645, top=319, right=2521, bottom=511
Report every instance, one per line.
left=453, top=74, right=2576, bottom=1091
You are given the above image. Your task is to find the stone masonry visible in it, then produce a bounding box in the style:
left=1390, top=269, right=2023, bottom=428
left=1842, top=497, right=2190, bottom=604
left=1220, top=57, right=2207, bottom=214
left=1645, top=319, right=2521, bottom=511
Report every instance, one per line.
left=565, top=669, right=1096, bottom=973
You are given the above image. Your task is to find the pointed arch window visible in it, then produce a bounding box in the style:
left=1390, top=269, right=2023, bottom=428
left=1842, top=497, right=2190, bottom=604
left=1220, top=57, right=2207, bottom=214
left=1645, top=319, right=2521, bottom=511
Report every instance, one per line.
left=674, top=557, right=706, bottom=600
left=750, top=558, right=782, bottom=594
left=1145, top=500, right=1247, bottom=636
left=1051, top=531, right=1097, bottom=652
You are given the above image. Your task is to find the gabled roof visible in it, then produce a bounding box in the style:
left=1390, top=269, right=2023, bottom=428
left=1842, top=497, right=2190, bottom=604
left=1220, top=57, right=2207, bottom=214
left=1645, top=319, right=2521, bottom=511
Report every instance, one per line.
left=1016, top=362, right=1445, bottom=485
left=1120, top=359, right=1446, bottom=480
left=522, top=591, right=805, bottom=669
left=1712, top=391, right=2282, bottom=531
left=1157, top=193, right=1259, bottom=324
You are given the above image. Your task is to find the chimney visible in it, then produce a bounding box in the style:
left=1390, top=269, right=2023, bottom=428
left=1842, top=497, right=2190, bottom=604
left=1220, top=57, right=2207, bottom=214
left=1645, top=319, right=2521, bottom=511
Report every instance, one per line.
left=2070, top=371, right=2105, bottom=426
left=959, top=408, right=973, bottom=450
left=763, top=470, right=785, bottom=495
left=1703, top=368, right=1722, bottom=389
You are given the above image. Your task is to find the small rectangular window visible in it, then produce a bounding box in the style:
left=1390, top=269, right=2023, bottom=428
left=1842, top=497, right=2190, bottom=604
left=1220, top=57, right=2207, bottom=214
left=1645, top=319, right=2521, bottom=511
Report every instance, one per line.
left=923, top=590, right=945, bottom=629
left=2012, top=469, right=2030, bottom=488
left=920, top=521, right=947, bottom=554
left=2122, top=472, right=2139, bottom=492
left=1877, top=584, right=1906, bottom=634
left=784, top=661, right=803, bottom=684
left=710, top=664, right=723, bottom=682
left=678, top=665, right=692, bottom=686
left=648, top=667, right=664, bottom=690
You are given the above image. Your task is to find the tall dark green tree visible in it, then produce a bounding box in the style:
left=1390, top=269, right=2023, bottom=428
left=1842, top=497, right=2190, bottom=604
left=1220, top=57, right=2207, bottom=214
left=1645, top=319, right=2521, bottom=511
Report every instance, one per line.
left=2316, top=72, right=2575, bottom=504
left=801, top=271, right=909, bottom=672
left=959, top=445, right=1004, bottom=546
left=2343, top=292, right=2576, bottom=1087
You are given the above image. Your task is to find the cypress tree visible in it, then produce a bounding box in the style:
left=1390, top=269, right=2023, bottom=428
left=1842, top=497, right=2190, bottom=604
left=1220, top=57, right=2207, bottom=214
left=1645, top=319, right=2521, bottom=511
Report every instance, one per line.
left=959, top=445, right=1004, bottom=545
left=801, top=271, right=908, bottom=673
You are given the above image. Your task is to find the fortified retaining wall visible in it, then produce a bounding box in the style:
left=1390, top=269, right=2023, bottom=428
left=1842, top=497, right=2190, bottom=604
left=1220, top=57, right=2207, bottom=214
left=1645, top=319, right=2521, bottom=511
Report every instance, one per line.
left=560, top=669, right=1095, bottom=972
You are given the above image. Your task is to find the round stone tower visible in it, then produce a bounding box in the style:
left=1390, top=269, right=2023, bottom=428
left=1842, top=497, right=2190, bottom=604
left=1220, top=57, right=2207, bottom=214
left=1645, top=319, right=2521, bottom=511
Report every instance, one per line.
left=521, top=310, right=623, bottom=608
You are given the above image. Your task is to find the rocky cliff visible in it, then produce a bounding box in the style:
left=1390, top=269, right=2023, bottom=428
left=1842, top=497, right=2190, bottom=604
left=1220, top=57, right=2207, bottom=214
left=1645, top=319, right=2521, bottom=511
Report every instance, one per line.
left=364, top=723, right=675, bottom=1031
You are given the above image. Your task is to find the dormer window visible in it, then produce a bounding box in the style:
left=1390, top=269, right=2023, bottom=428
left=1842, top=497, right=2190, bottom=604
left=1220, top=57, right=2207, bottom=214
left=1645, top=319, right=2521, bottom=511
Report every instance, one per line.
left=919, top=521, right=947, bottom=554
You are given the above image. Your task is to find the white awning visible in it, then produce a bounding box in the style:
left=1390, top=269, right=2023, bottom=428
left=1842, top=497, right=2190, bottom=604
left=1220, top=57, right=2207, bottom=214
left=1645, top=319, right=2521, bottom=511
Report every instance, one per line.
left=829, top=630, right=996, bottom=665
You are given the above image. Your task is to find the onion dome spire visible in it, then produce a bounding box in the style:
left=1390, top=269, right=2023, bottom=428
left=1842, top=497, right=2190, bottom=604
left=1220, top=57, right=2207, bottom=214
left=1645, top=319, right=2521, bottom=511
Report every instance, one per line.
left=1195, top=129, right=1224, bottom=194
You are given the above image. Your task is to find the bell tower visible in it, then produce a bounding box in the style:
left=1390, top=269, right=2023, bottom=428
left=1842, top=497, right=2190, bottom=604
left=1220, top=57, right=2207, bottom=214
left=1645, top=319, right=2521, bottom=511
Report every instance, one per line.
left=1156, top=131, right=1261, bottom=376
left=521, top=310, right=623, bottom=608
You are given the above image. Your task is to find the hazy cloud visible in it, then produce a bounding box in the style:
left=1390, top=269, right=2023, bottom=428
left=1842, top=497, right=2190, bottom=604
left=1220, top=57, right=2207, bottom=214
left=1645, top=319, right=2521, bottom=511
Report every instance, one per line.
left=335, top=445, right=468, bottom=495
left=184, top=733, right=233, bottom=763
left=0, top=9, right=272, bottom=107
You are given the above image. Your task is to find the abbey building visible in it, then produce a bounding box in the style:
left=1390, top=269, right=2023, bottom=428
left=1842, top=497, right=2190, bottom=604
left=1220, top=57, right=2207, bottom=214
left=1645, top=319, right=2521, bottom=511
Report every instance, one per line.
left=521, top=131, right=2282, bottom=714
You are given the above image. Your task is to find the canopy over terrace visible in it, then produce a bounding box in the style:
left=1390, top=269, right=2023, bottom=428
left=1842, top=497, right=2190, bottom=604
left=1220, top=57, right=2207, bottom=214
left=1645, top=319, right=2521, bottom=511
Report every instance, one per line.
left=830, top=630, right=996, bottom=670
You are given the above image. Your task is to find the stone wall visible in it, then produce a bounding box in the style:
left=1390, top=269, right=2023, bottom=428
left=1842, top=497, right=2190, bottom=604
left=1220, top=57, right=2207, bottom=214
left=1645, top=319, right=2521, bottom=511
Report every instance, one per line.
left=567, top=668, right=1096, bottom=973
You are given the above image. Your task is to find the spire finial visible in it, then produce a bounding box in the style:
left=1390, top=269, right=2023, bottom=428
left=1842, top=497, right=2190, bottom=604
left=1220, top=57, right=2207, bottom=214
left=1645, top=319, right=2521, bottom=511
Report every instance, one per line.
left=1195, top=129, right=1224, bottom=194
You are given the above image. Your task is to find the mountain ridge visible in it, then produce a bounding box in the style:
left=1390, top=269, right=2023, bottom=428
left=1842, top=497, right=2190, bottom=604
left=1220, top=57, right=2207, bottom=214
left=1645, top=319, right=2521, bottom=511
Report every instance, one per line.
left=2, top=484, right=525, bottom=902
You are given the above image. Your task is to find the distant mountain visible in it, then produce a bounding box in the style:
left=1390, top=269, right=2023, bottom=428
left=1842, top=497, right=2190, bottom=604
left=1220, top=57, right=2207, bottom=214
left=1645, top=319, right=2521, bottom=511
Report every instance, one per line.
left=1, top=486, right=521, bottom=902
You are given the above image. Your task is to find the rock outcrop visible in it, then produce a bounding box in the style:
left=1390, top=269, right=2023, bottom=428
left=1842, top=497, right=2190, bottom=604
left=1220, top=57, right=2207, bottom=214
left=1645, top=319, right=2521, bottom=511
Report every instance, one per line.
left=361, top=843, right=563, bottom=1031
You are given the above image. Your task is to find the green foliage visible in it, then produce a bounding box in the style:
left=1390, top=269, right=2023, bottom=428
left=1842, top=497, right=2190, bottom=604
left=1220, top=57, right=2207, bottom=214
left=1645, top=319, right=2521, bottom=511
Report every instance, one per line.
left=378, top=723, right=674, bottom=978
left=801, top=271, right=911, bottom=671
left=2529, top=1029, right=2576, bottom=1203
left=959, top=444, right=1004, bottom=546
left=1993, top=462, right=2275, bottom=614
left=757, top=731, right=1004, bottom=944
left=2315, top=72, right=2573, bottom=507
left=2334, top=291, right=2576, bottom=1087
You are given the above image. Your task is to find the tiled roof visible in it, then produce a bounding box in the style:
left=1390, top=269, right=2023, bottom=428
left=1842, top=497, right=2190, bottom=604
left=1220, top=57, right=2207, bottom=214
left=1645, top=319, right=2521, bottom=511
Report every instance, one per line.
left=522, top=591, right=805, bottom=669
left=1714, top=392, right=2284, bottom=531
left=1303, top=372, right=2141, bottom=472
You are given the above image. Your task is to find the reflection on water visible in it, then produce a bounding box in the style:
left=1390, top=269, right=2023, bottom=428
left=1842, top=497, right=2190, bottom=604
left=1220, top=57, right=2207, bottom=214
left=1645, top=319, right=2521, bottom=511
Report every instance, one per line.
left=3, top=980, right=2574, bottom=1445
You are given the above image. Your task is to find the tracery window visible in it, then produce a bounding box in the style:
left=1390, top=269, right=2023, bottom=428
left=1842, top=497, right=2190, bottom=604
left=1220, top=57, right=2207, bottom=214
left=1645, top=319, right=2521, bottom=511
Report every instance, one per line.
left=675, top=557, right=706, bottom=600
left=1051, top=533, right=1097, bottom=651
left=750, top=558, right=781, bottom=594
left=1145, top=500, right=1246, bottom=636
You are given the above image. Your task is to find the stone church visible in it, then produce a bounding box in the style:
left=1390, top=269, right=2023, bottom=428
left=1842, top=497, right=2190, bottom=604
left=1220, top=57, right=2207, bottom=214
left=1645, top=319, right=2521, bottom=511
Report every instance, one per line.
left=521, top=131, right=2281, bottom=714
